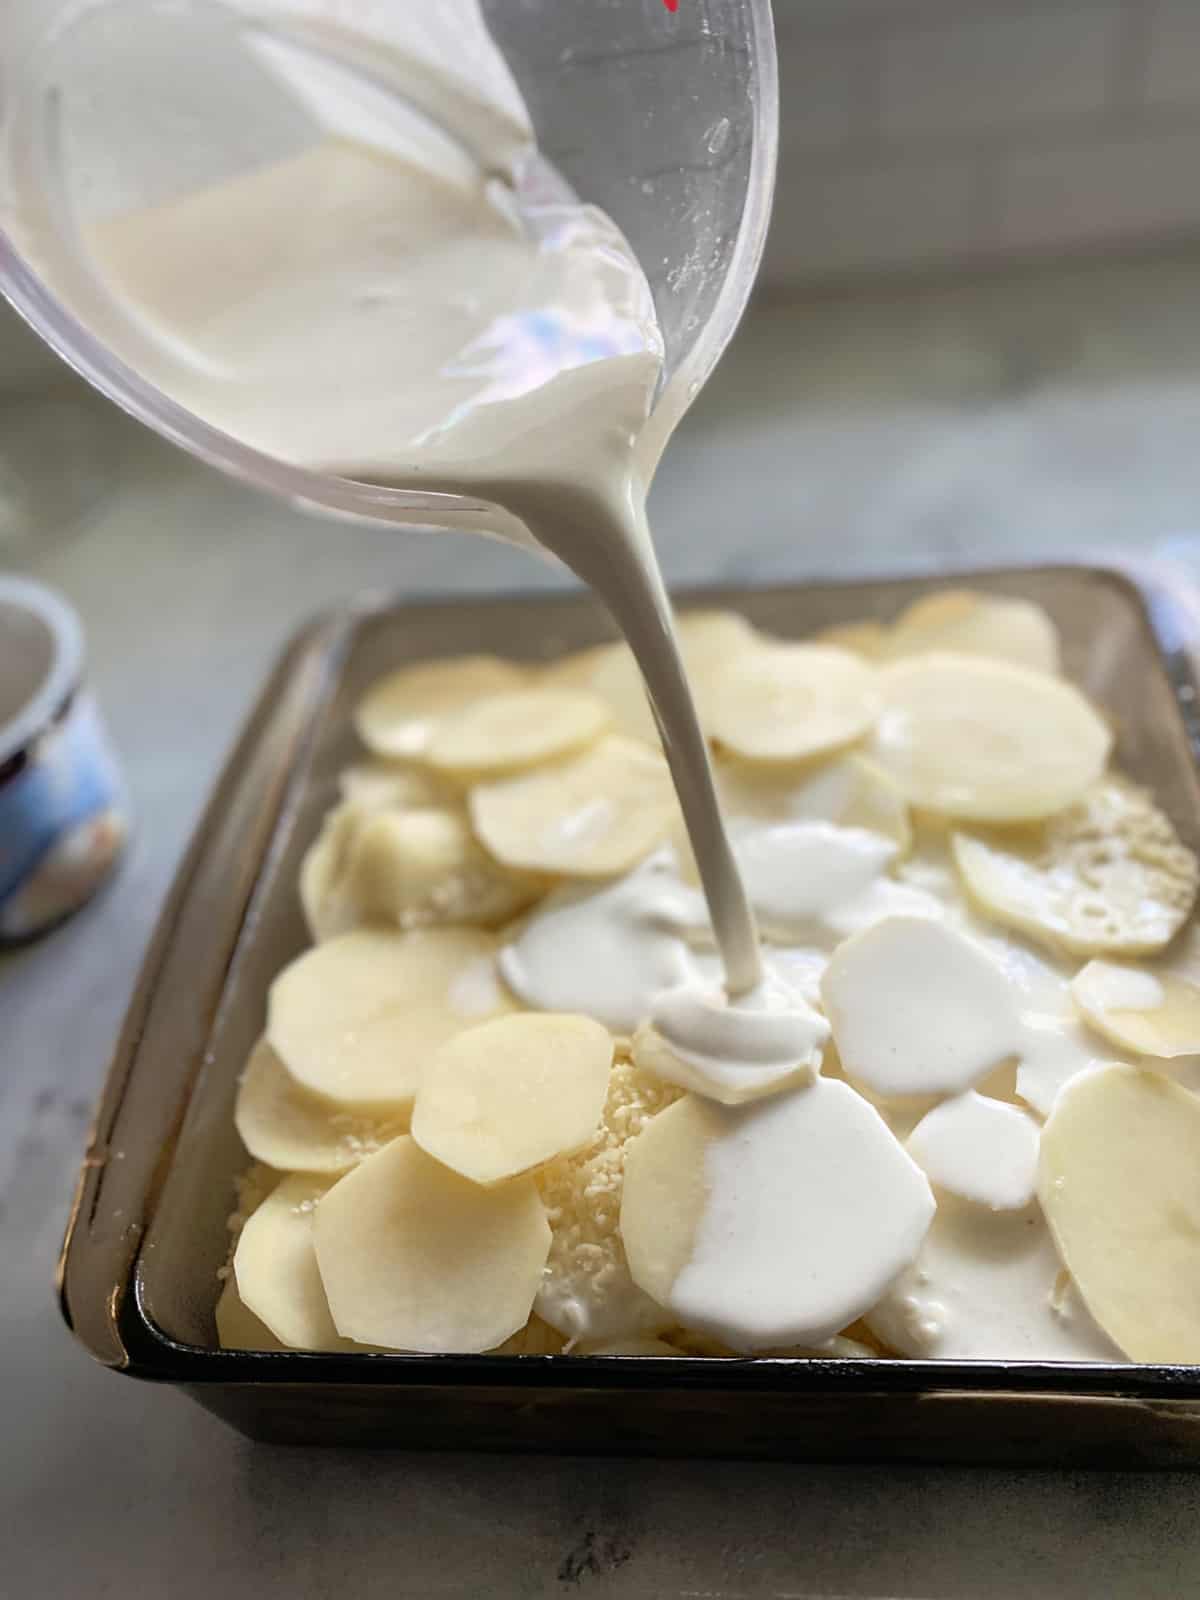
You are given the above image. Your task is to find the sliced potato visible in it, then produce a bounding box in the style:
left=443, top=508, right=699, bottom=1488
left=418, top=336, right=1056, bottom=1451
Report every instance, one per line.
left=620, top=1083, right=933, bottom=1352
left=298, top=803, right=365, bottom=942
left=1039, top=1064, right=1200, bottom=1361
left=820, top=915, right=1023, bottom=1100
left=1072, top=960, right=1200, bottom=1059
left=543, top=641, right=655, bottom=743
left=952, top=778, right=1198, bottom=958
left=811, top=620, right=888, bottom=660
left=708, top=643, right=881, bottom=764
left=338, top=760, right=447, bottom=811
left=412, top=1013, right=612, bottom=1184
left=470, top=734, right=678, bottom=878
left=355, top=655, right=525, bottom=759
left=345, top=805, right=540, bottom=929
left=234, top=1038, right=407, bottom=1174
left=426, top=688, right=612, bottom=778
left=716, top=751, right=910, bottom=852
left=314, top=1135, right=550, bottom=1353
left=267, top=926, right=515, bottom=1112
left=675, top=609, right=764, bottom=722
left=233, top=1174, right=348, bottom=1351
left=544, top=611, right=760, bottom=744
left=873, top=653, right=1111, bottom=822
left=885, top=591, right=1060, bottom=675
left=215, top=1276, right=285, bottom=1352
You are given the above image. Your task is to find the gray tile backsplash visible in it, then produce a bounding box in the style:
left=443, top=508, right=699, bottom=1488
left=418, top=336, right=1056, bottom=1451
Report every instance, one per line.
left=766, top=0, right=1200, bottom=286
left=2, top=0, right=1199, bottom=354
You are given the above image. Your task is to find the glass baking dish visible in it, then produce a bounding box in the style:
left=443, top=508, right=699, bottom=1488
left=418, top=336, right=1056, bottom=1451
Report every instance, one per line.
left=58, top=562, right=1200, bottom=1463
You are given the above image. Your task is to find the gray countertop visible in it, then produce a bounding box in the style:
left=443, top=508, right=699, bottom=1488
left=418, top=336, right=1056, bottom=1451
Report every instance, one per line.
left=6, top=251, right=1200, bottom=1596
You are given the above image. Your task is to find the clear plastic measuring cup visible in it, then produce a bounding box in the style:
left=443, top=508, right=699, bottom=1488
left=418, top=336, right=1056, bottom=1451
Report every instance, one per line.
left=0, top=0, right=776, bottom=545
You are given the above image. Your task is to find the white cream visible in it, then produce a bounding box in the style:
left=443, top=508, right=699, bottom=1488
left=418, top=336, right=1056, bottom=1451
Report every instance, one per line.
left=646, top=972, right=829, bottom=1103
left=535, top=1277, right=665, bottom=1351
left=669, top=1077, right=935, bottom=1352
left=965, top=933, right=1129, bottom=1117
left=821, top=916, right=1026, bottom=1100
left=498, top=862, right=703, bottom=1034
left=1013, top=1014, right=1121, bottom=1121
left=866, top=1196, right=1120, bottom=1362
left=501, top=827, right=945, bottom=1090
left=733, top=821, right=897, bottom=940
left=733, top=817, right=947, bottom=949
left=906, top=1092, right=1040, bottom=1212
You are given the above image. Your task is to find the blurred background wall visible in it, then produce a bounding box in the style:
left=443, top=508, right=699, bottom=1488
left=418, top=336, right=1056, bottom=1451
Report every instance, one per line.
left=5, top=0, right=1200, bottom=368
left=766, top=0, right=1200, bottom=287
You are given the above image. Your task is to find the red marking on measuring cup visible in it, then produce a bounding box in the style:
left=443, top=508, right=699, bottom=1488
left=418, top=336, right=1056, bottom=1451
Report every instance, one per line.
left=663, top=0, right=678, bottom=10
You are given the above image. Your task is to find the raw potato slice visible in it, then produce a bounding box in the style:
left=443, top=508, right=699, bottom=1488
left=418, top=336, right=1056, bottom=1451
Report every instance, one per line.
left=885, top=591, right=1061, bottom=675
left=234, top=1038, right=407, bottom=1175
left=426, top=688, right=612, bottom=777
left=631, top=1020, right=814, bottom=1109
left=412, top=1013, right=612, bottom=1184
left=906, top=1092, right=1040, bottom=1211
left=821, top=915, right=1024, bottom=1099
left=873, top=653, right=1111, bottom=822
left=1072, top=960, right=1200, bottom=1059
left=676, top=608, right=760, bottom=660
left=345, top=806, right=540, bottom=929
left=708, top=643, right=881, bottom=764
left=620, top=1082, right=933, bottom=1351
left=267, top=926, right=516, bottom=1111
left=812, top=620, right=888, bottom=660
left=542, top=642, right=641, bottom=728
left=1039, top=1064, right=1200, bottom=1361
left=544, top=641, right=656, bottom=744
left=233, top=1175, right=348, bottom=1351
left=675, top=609, right=764, bottom=724
left=952, top=779, right=1199, bottom=957
left=299, top=803, right=365, bottom=942
left=339, top=760, right=447, bottom=811
left=314, top=1135, right=550, bottom=1353
left=355, top=655, right=525, bottom=759
left=470, top=734, right=678, bottom=877
left=215, top=1276, right=284, bottom=1352
left=544, top=611, right=761, bottom=744
left=717, top=752, right=910, bottom=853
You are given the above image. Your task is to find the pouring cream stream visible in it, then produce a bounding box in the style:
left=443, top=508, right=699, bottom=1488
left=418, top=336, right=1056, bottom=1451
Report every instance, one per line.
left=10, top=4, right=774, bottom=1008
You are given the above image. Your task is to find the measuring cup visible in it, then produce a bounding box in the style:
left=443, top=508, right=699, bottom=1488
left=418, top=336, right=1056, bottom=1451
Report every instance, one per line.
left=0, top=0, right=776, bottom=546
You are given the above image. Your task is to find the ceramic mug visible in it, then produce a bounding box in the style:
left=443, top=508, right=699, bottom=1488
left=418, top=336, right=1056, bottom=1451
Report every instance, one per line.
left=0, top=575, right=127, bottom=940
